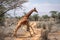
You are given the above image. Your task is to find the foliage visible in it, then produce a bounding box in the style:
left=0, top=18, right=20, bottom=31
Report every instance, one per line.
left=57, top=12, right=60, bottom=19
left=33, top=14, right=39, bottom=21
left=56, top=12, right=60, bottom=23
left=50, top=11, right=58, bottom=18
left=42, top=15, right=49, bottom=19
left=0, top=5, right=6, bottom=26
left=30, top=14, right=39, bottom=21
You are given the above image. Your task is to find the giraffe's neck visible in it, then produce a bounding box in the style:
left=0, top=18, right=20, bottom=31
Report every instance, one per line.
left=23, top=9, right=34, bottom=18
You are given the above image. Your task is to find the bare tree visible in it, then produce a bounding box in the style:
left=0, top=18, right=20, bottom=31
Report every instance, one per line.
left=0, top=0, right=28, bottom=15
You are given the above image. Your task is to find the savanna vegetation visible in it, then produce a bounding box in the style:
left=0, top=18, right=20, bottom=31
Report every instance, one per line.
left=0, top=0, right=60, bottom=40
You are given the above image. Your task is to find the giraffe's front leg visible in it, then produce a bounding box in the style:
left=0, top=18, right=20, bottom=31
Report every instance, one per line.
left=13, top=23, right=21, bottom=37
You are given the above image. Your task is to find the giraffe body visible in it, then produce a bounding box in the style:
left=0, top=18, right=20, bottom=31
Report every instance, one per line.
left=13, top=8, right=38, bottom=37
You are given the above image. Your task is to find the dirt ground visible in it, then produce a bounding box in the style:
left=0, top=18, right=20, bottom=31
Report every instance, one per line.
left=2, top=28, right=60, bottom=40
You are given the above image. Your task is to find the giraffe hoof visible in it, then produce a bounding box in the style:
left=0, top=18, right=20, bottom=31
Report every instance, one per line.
left=30, top=35, right=33, bottom=37
left=28, top=35, right=33, bottom=37
left=34, top=33, right=36, bottom=34
left=34, top=33, right=37, bottom=35
left=12, top=34, right=17, bottom=37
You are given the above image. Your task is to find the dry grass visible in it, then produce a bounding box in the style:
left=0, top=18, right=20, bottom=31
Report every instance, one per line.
left=0, top=18, right=60, bottom=40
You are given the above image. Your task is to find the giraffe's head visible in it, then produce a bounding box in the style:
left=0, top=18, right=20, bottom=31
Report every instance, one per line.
left=33, top=8, right=38, bottom=13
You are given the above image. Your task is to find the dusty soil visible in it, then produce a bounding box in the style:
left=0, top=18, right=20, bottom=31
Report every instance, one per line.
left=2, top=29, right=60, bottom=40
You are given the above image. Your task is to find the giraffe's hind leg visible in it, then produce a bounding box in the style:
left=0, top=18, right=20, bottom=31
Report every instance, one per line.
left=28, top=27, right=33, bottom=37
left=27, top=26, right=30, bottom=31
left=26, top=22, right=33, bottom=37
left=30, top=26, right=35, bottom=34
